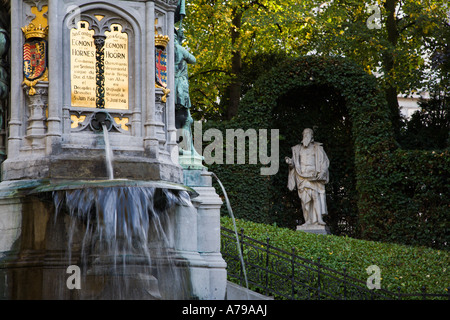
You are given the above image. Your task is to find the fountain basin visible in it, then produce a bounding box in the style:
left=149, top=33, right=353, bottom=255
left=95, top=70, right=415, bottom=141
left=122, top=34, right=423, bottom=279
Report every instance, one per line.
left=0, top=179, right=200, bottom=299
left=28, top=179, right=199, bottom=197
left=2, top=155, right=184, bottom=182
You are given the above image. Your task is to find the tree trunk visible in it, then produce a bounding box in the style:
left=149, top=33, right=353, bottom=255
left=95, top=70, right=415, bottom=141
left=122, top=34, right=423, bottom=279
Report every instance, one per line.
left=383, top=0, right=401, bottom=137
left=226, top=8, right=242, bottom=120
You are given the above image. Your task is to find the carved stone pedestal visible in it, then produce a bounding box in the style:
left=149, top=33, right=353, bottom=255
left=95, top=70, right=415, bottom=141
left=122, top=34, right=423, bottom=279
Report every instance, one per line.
left=174, top=168, right=227, bottom=300
left=296, top=223, right=330, bottom=235
left=24, top=82, right=48, bottom=149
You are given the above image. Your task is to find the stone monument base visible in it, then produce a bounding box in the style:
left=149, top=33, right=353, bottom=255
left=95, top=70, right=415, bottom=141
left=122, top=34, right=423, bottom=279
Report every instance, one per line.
left=179, top=150, right=205, bottom=170
left=296, top=224, right=330, bottom=235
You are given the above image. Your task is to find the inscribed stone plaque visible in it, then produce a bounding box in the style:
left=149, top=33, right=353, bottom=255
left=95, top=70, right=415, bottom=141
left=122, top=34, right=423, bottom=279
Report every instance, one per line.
left=104, top=24, right=129, bottom=110
left=70, top=21, right=96, bottom=108
left=70, top=22, right=129, bottom=110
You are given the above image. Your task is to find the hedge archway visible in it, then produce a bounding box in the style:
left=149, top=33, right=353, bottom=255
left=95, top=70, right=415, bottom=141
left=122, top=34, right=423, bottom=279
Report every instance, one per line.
left=237, top=55, right=396, bottom=154
left=270, top=84, right=358, bottom=234
left=236, top=55, right=395, bottom=226
left=206, top=55, right=448, bottom=248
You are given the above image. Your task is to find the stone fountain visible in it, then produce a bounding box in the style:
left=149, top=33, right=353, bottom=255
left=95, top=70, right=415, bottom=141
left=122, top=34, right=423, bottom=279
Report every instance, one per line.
left=0, top=0, right=227, bottom=300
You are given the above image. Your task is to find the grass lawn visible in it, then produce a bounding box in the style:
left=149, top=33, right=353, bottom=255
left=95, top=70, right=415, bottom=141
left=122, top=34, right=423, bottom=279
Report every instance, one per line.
left=220, top=216, right=449, bottom=296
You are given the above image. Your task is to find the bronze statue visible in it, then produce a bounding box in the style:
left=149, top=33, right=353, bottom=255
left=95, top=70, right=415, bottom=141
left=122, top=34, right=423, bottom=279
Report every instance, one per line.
left=0, top=8, right=9, bottom=178
left=173, top=4, right=203, bottom=167
left=0, top=25, right=8, bottom=100
left=174, top=28, right=196, bottom=153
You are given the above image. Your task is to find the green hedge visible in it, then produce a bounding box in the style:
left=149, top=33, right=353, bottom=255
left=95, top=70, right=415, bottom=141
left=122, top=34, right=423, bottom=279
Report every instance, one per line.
left=359, top=149, right=450, bottom=247
left=221, top=216, right=449, bottom=295
left=203, top=55, right=449, bottom=249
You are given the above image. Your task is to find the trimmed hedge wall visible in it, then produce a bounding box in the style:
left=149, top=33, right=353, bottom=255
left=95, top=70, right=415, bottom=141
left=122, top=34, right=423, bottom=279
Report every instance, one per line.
left=203, top=56, right=449, bottom=249
left=359, top=149, right=449, bottom=248
left=221, top=216, right=449, bottom=295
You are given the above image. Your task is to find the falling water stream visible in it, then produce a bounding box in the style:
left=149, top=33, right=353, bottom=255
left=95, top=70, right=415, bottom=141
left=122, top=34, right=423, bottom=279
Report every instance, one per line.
left=49, top=126, right=248, bottom=299
left=48, top=125, right=194, bottom=299
left=102, top=124, right=114, bottom=180
left=53, top=185, right=193, bottom=299
left=211, top=172, right=249, bottom=294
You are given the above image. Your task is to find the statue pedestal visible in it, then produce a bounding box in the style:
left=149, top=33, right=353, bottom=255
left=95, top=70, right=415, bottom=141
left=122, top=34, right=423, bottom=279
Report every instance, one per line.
left=179, top=150, right=204, bottom=170
left=174, top=168, right=227, bottom=300
left=296, top=224, right=330, bottom=235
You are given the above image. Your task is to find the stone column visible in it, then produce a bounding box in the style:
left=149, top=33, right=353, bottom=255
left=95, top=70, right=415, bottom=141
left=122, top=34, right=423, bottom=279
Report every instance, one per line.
left=24, top=83, right=48, bottom=149
left=7, top=0, right=24, bottom=160
left=166, top=10, right=177, bottom=163
left=173, top=195, right=211, bottom=300
left=155, top=89, right=167, bottom=150
left=46, top=0, right=62, bottom=154
left=144, top=1, right=159, bottom=159
left=181, top=169, right=227, bottom=300
left=194, top=170, right=227, bottom=300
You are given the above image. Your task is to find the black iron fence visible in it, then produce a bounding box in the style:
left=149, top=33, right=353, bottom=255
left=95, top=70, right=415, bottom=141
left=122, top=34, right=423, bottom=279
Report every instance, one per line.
left=221, top=226, right=449, bottom=300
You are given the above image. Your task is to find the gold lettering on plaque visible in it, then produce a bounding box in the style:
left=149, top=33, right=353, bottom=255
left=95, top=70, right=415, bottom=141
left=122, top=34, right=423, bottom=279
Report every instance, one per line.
left=104, top=24, right=129, bottom=110
left=70, top=22, right=129, bottom=110
left=70, top=21, right=96, bottom=108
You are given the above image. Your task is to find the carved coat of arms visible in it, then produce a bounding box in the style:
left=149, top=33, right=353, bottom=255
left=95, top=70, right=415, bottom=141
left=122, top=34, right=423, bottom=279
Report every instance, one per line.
left=23, top=40, right=47, bottom=81
left=155, top=47, right=167, bottom=88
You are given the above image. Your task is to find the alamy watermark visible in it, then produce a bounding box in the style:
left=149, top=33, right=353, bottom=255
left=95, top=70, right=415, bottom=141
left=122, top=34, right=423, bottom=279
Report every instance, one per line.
left=177, top=122, right=280, bottom=176
left=66, top=264, right=382, bottom=291
left=66, top=265, right=81, bottom=290
left=366, top=265, right=381, bottom=290
left=366, top=4, right=382, bottom=30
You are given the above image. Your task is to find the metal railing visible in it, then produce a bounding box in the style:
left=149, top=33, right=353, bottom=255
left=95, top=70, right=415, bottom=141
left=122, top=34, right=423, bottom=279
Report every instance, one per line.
left=221, top=226, right=449, bottom=300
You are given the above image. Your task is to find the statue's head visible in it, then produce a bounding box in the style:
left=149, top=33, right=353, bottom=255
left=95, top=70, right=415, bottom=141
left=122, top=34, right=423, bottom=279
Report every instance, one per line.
left=174, top=28, right=184, bottom=44
left=302, top=128, right=314, bottom=147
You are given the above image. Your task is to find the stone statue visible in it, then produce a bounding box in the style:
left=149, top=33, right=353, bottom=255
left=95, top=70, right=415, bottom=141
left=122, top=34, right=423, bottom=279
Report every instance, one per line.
left=286, top=128, right=329, bottom=230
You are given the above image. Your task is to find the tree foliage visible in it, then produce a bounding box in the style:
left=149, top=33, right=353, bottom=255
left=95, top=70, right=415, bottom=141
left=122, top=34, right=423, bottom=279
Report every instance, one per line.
left=184, top=0, right=317, bottom=119
left=184, top=0, right=450, bottom=121
left=400, top=94, right=449, bottom=150
left=399, top=15, right=450, bottom=150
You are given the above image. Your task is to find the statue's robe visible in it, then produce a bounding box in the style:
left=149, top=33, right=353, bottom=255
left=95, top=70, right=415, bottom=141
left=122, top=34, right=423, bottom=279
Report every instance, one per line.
left=175, top=41, right=195, bottom=109
left=288, top=143, right=329, bottom=218
left=0, top=28, right=9, bottom=100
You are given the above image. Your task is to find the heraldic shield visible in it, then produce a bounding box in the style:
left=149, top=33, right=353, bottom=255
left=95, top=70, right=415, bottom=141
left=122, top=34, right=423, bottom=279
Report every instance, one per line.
left=155, top=47, right=168, bottom=88
left=23, top=40, right=47, bottom=81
